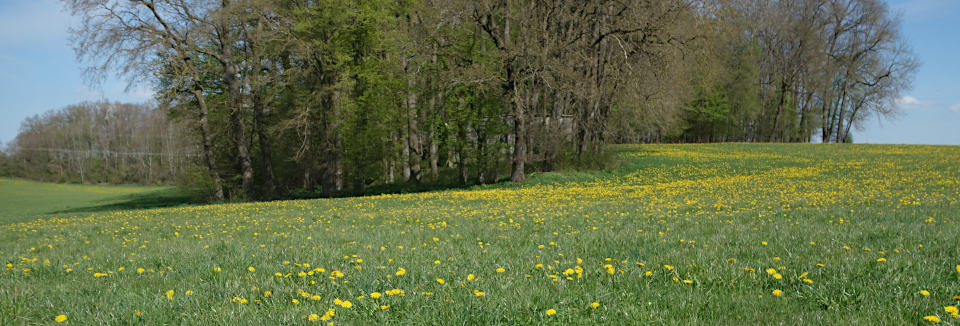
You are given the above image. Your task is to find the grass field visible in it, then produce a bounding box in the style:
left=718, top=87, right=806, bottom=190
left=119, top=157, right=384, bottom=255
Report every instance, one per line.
left=2, top=144, right=959, bottom=325
left=0, top=178, right=190, bottom=224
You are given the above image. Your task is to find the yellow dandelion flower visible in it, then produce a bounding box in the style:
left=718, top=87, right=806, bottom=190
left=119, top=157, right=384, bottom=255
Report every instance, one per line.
left=55, top=314, right=67, bottom=323
left=944, top=306, right=958, bottom=318
left=590, top=302, right=600, bottom=308
left=436, top=278, right=445, bottom=284
left=341, top=301, right=353, bottom=308
left=292, top=299, right=300, bottom=304
left=773, top=273, right=782, bottom=279
left=727, top=258, right=736, bottom=263
left=923, top=315, right=941, bottom=323
left=765, top=268, right=777, bottom=275
left=395, top=267, right=406, bottom=276
left=922, top=290, right=931, bottom=296
left=185, top=290, right=194, bottom=295
left=467, top=274, right=476, bottom=281
left=370, top=292, right=382, bottom=299
left=473, top=290, right=485, bottom=297
left=496, top=267, right=505, bottom=273
left=876, top=258, right=887, bottom=262
left=165, top=290, right=174, bottom=300
left=308, top=314, right=319, bottom=321
left=546, top=309, right=557, bottom=316
left=264, top=291, right=272, bottom=297
left=248, top=266, right=255, bottom=272
left=137, top=268, right=144, bottom=274
left=772, top=289, right=783, bottom=297
left=380, top=305, right=390, bottom=310
left=664, top=264, right=674, bottom=271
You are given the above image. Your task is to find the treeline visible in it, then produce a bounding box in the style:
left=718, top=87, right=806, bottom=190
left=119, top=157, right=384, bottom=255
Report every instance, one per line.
left=676, top=0, right=916, bottom=143
left=37, top=0, right=912, bottom=201
left=3, top=102, right=194, bottom=184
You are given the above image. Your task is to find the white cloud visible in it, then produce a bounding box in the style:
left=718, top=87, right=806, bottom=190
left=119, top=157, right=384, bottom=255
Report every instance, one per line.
left=124, top=87, right=156, bottom=101
left=951, top=104, right=960, bottom=113
left=894, top=95, right=935, bottom=110
left=896, top=96, right=921, bottom=106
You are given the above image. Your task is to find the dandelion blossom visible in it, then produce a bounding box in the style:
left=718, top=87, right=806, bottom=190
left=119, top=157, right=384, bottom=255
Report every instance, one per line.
left=923, top=315, right=941, bottom=323
left=546, top=309, right=557, bottom=316
left=55, top=314, right=67, bottom=323
left=590, top=302, right=600, bottom=309
left=944, top=306, right=959, bottom=318
left=772, top=289, right=783, bottom=297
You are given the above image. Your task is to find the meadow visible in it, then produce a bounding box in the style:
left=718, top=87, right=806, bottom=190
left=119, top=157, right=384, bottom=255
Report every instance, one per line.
left=1, top=143, right=959, bottom=325
left=0, top=178, right=187, bottom=223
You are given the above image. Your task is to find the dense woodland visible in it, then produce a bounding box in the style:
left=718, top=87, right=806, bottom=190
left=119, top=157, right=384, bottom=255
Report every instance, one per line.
left=1, top=0, right=916, bottom=201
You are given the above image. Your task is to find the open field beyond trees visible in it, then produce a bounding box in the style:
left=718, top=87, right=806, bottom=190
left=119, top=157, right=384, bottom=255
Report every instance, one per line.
left=0, top=179, right=187, bottom=224
left=2, top=144, right=959, bottom=325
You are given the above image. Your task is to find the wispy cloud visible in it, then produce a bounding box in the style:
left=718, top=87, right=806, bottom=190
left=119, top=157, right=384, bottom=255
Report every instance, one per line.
left=894, top=95, right=936, bottom=110
left=124, top=87, right=156, bottom=101
left=951, top=104, right=960, bottom=113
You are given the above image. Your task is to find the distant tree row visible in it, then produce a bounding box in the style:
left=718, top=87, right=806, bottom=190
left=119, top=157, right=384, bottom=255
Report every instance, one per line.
left=29, top=0, right=912, bottom=200
left=677, top=0, right=916, bottom=143
left=3, top=102, right=194, bottom=184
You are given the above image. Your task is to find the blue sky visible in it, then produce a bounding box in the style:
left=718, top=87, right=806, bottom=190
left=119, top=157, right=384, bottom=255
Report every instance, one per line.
left=0, top=0, right=957, bottom=146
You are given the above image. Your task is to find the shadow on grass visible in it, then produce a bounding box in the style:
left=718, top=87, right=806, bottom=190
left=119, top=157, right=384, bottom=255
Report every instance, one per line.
left=50, top=188, right=195, bottom=215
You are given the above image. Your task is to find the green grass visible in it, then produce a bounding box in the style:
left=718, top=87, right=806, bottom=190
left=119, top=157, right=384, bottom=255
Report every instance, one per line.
left=2, top=144, right=960, bottom=325
left=0, top=178, right=191, bottom=223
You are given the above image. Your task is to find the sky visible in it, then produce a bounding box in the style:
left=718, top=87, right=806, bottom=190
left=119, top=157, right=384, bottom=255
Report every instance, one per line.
left=0, top=0, right=958, bottom=146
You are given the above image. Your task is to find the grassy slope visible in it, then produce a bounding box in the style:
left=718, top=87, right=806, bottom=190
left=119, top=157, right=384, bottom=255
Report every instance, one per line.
left=0, top=178, right=189, bottom=223
left=2, top=144, right=959, bottom=325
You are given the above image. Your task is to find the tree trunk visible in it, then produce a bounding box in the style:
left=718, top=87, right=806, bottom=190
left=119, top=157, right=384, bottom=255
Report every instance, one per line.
left=220, top=34, right=255, bottom=199
left=252, top=91, right=277, bottom=196
left=406, top=76, right=421, bottom=182
left=191, top=88, right=225, bottom=202
left=511, top=87, right=526, bottom=183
